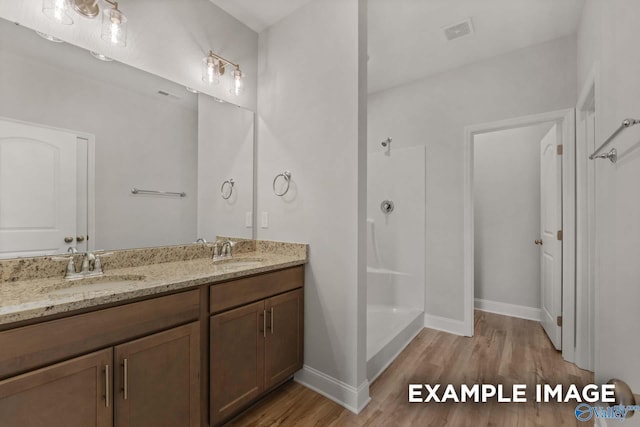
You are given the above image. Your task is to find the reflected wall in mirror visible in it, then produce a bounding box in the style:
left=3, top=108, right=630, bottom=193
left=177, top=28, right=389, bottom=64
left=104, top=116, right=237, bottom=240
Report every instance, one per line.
left=0, top=18, right=254, bottom=258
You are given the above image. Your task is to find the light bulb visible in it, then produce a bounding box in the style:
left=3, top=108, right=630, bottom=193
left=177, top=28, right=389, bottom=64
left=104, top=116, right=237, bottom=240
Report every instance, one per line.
left=202, top=54, right=220, bottom=84
left=230, top=69, right=244, bottom=96
left=101, top=6, right=127, bottom=47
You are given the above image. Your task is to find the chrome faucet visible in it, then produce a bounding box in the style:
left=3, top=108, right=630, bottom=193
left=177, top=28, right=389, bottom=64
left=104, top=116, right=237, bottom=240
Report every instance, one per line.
left=64, top=251, right=104, bottom=280
left=212, top=240, right=234, bottom=260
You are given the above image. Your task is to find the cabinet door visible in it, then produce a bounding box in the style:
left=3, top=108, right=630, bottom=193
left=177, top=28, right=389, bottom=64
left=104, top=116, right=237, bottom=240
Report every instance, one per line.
left=114, top=321, right=200, bottom=427
left=210, top=300, right=265, bottom=425
left=0, top=348, right=112, bottom=427
left=265, top=288, right=304, bottom=389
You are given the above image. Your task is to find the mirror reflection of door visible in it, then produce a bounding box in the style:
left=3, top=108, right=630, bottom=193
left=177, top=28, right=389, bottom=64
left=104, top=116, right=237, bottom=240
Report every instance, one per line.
left=0, top=118, right=82, bottom=258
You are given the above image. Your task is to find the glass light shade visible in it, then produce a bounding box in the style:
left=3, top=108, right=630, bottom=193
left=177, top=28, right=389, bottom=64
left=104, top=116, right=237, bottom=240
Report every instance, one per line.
left=42, top=0, right=74, bottom=25
left=229, top=69, right=244, bottom=96
left=202, top=56, right=221, bottom=84
left=101, top=7, right=127, bottom=47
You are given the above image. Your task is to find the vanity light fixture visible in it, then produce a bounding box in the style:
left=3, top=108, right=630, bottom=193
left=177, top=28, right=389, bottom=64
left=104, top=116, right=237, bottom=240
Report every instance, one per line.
left=42, top=0, right=128, bottom=47
left=202, top=50, right=244, bottom=96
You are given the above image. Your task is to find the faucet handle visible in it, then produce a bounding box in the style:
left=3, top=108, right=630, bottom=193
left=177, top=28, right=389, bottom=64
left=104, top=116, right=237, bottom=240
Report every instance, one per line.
left=93, top=256, right=103, bottom=275
left=66, top=257, right=77, bottom=275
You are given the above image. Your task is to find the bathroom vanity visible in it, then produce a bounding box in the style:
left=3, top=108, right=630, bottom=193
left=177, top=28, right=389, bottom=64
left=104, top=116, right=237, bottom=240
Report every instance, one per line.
left=0, top=241, right=306, bottom=427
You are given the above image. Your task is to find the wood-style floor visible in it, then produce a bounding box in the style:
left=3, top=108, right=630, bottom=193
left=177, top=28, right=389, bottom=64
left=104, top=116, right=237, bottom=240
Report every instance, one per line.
left=229, top=311, right=593, bottom=426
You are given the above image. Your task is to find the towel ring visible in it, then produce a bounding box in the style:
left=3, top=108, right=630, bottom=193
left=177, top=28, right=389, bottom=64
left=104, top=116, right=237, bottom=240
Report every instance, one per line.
left=221, top=179, right=234, bottom=200
left=273, top=171, right=292, bottom=196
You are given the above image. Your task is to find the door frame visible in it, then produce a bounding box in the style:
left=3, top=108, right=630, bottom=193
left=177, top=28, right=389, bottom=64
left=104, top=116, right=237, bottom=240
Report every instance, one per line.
left=0, top=116, right=96, bottom=254
left=463, top=108, right=577, bottom=363
left=574, top=64, right=599, bottom=371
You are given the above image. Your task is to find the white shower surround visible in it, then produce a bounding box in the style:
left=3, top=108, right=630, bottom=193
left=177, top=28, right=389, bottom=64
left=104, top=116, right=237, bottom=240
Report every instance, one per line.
left=366, top=145, right=425, bottom=379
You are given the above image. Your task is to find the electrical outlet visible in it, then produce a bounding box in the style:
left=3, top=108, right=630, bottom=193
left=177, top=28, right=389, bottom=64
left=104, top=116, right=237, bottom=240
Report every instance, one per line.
left=245, top=212, right=252, bottom=228
left=261, top=212, right=269, bottom=228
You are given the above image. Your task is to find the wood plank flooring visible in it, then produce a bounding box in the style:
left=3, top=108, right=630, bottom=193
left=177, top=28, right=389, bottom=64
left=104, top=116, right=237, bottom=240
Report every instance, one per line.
left=228, top=311, right=593, bottom=426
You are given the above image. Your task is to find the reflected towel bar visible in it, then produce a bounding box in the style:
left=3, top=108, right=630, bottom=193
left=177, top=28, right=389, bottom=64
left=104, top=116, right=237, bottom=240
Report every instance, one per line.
left=589, top=118, right=640, bottom=162
left=131, top=188, right=186, bottom=197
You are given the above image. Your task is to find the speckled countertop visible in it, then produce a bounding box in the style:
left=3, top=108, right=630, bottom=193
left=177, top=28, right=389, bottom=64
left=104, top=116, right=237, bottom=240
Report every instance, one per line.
left=0, top=240, right=307, bottom=327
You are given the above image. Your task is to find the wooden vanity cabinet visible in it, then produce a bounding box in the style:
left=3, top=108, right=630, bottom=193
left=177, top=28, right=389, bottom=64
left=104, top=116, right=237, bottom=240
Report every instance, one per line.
left=0, top=290, right=201, bottom=427
left=210, top=300, right=266, bottom=423
left=264, top=289, right=304, bottom=389
left=0, top=264, right=305, bottom=427
left=210, top=266, right=304, bottom=426
left=114, top=321, right=200, bottom=427
left=0, top=348, right=113, bottom=427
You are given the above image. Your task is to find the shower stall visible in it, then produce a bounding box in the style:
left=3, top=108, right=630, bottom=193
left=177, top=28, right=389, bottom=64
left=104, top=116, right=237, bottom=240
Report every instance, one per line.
left=366, top=143, right=425, bottom=381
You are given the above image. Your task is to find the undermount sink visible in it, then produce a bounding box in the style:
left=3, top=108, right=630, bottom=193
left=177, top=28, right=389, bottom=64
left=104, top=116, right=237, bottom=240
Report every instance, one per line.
left=212, top=257, right=266, bottom=269
left=47, top=275, right=146, bottom=296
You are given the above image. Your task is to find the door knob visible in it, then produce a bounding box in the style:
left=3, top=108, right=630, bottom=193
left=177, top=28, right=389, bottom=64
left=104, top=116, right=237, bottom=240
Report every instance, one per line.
left=607, top=379, right=639, bottom=417
left=534, top=239, right=543, bottom=245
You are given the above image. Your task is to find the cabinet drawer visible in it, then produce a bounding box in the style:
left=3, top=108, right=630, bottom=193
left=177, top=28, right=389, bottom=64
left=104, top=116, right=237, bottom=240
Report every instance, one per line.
left=0, top=290, right=199, bottom=379
left=209, top=266, right=304, bottom=314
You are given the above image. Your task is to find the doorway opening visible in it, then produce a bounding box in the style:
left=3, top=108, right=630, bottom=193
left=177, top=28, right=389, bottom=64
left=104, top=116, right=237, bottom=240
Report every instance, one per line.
left=463, top=109, right=580, bottom=364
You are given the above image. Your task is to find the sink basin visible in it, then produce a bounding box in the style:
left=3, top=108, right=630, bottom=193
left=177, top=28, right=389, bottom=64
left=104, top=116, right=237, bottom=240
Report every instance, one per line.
left=212, top=257, right=266, bottom=269
left=47, top=275, right=146, bottom=296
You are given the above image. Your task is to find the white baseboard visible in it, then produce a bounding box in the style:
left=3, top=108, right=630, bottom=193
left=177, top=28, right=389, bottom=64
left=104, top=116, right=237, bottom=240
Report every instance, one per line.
left=294, top=365, right=371, bottom=414
left=474, top=298, right=542, bottom=322
left=423, top=314, right=467, bottom=336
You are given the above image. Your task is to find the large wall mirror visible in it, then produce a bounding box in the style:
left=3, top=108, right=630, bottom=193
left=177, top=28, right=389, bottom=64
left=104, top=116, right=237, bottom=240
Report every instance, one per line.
left=0, top=18, right=255, bottom=258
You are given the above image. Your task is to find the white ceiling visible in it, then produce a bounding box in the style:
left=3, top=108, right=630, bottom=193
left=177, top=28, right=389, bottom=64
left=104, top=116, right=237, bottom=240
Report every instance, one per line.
left=367, top=0, right=586, bottom=93
left=207, top=0, right=585, bottom=94
left=208, top=0, right=313, bottom=33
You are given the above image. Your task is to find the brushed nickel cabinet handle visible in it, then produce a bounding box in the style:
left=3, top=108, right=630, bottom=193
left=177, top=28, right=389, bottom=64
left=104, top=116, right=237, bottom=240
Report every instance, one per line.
left=534, top=239, right=543, bottom=245
left=263, top=310, right=267, bottom=338
left=123, top=358, right=128, bottom=400
left=104, top=364, right=110, bottom=408
left=270, top=308, right=274, bottom=335
left=64, top=236, right=74, bottom=243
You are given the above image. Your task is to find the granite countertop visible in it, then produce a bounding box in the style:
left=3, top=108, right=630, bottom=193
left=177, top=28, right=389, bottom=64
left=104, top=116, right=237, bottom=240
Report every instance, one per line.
left=0, top=249, right=307, bottom=327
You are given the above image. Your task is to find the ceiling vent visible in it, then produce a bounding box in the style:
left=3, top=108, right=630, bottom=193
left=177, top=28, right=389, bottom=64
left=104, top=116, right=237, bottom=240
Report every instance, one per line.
left=442, top=18, right=474, bottom=41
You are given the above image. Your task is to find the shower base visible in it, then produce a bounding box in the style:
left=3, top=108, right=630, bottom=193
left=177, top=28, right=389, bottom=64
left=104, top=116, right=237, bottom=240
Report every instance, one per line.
left=366, top=305, right=423, bottom=382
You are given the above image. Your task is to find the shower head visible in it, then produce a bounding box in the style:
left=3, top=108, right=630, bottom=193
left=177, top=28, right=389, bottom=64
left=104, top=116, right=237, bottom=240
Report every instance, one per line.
left=381, top=137, right=392, bottom=147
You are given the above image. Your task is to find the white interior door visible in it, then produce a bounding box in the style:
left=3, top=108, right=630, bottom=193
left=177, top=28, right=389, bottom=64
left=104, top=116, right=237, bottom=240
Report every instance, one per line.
left=0, top=119, right=77, bottom=258
left=539, top=124, right=562, bottom=349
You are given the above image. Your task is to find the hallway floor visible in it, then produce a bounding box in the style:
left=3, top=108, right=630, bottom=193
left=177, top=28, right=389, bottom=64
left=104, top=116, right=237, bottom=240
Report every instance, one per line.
left=228, top=311, right=594, bottom=426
